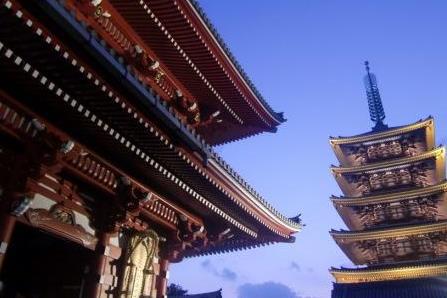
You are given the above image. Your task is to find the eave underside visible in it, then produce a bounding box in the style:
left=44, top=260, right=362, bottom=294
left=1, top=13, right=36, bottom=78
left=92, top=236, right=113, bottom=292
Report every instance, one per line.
left=107, top=0, right=283, bottom=145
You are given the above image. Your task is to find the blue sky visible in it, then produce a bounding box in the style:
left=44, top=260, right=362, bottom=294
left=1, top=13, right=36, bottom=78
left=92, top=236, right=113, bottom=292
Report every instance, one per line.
left=170, top=1, right=447, bottom=297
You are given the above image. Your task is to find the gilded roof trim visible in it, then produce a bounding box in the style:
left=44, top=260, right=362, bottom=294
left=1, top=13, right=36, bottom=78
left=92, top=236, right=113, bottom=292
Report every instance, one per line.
left=331, top=221, right=447, bottom=241
left=331, top=262, right=447, bottom=283
left=329, top=117, right=433, bottom=145
left=331, top=181, right=447, bottom=206
left=331, top=147, right=445, bottom=174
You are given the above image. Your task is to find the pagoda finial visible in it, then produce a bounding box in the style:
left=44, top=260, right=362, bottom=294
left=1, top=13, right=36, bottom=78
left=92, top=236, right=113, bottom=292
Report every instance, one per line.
left=363, top=61, right=387, bottom=131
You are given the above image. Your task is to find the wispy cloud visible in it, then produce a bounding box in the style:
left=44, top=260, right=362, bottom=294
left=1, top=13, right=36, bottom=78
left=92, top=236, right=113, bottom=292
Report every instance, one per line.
left=201, top=259, right=211, bottom=268
left=201, top=259, right=237, bottom=282
left=290, top=261, right=301, bottom=272
left=220, top=268, right=237, bottom=281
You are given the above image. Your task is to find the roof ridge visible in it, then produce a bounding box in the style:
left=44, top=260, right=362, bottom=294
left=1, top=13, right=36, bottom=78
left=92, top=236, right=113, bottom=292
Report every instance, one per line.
left=209, top=150, right=301, bottom=229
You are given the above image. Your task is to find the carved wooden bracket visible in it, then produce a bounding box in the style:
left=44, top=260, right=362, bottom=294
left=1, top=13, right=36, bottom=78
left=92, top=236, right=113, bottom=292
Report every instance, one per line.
left=25, top=205, right=97, bottom=250
left=164, top=215, right=211, bottom=262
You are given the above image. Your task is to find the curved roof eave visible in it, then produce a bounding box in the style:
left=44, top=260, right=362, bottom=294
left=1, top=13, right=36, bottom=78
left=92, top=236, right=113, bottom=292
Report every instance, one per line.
left=186, top=0, right=286, bottom=125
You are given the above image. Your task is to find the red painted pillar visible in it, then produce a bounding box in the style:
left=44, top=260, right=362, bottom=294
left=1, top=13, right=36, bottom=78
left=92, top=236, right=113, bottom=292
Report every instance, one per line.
left=157, top=258, right=170, bottom=298
left=0, top=213, right=16, bottom=271
left=87, top=232, right=111, bottom=298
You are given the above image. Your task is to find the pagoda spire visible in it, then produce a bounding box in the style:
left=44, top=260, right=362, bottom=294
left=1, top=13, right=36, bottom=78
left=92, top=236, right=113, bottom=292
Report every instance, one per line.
left=363, top=61, right=387, bottom=131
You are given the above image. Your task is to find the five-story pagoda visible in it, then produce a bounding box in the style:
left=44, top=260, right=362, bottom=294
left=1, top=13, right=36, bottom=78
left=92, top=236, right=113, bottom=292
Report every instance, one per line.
left=329, top=62, right=447, bottom=298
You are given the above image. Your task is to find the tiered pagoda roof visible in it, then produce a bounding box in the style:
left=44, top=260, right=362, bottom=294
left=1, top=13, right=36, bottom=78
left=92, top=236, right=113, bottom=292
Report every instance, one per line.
left=330, top=117, right=435, bottom=167
left=330, top=147, right=445, bottom=197
left=332, top=182, right=447, bottom=230
left=329, top=62, right=447, bottom=287
left=331, top=221, right=447, bottom=265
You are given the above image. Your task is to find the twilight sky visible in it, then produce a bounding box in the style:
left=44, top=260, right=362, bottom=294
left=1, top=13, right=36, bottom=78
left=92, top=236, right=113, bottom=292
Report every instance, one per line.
left=170, top=1, right=447, bottom=297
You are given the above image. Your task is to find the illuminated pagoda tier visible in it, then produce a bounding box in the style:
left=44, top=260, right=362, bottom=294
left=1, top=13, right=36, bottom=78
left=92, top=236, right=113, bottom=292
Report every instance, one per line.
left=329, top=62, right=447, bottom=298
left=0, top=1, right=301, bottom=297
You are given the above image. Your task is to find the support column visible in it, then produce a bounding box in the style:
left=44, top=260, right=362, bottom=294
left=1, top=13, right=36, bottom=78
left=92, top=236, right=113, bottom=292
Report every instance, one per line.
left=156, top=258, right=169, bottom=298
left=87, top=232, right=120, bottom=298
left=0, top=212, right=16, bottom=272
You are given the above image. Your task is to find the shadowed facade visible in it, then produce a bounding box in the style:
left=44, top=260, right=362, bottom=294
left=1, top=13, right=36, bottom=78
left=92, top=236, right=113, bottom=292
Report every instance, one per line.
left=0, top=0, right=301, bottom=297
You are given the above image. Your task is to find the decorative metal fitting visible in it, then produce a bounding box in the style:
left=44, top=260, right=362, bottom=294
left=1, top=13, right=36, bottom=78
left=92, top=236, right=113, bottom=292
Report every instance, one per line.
left=175, top=89, right=183, bottom=98
left=187, top=102, right=197, bottom=112
left=11, top=195, right=33, bottom=217
left=154, top=71, right=164, bottom=83
left=140, top=192, right=153, bottom=203
left=134, top=44, right=143, bottom=55
left=94, top=6, right=103, bottom=18
left=60, top=140, right=75, bottom=154
left=133, top=188, right=152, bottom=203
left=91, top=0, right=102, bottom=7
left=102, top=11, right=111, bottom=18
left=221, top=228, right=231, bottom=236
left=119, top=176, right=131, bottom=186
left=149, top=60, right=160, bottom=70
left=31, top=118, right=46, bottom=132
